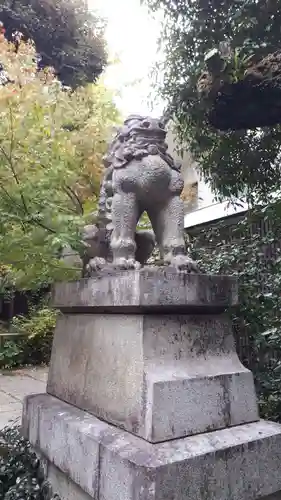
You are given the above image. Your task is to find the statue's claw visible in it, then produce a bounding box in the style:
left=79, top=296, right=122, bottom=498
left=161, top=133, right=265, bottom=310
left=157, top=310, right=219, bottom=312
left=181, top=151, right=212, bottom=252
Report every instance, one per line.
left=86, top=257, right=106, bottom=275
left=113, top=258, right=141, bottom=270
left=166, top=255, right=200, bottom=273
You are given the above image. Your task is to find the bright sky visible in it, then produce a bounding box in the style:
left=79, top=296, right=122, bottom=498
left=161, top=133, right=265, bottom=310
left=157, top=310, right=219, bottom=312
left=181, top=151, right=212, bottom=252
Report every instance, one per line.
left=91, top=0, right=164, bottom=118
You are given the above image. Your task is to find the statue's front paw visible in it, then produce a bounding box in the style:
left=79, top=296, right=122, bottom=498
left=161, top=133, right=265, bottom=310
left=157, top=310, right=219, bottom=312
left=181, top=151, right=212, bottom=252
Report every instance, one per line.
left=86, top=257, right=106, bottom=275
left=167, top=255, right=200, bottom=273
left=113, top=258, right=141, bottom=270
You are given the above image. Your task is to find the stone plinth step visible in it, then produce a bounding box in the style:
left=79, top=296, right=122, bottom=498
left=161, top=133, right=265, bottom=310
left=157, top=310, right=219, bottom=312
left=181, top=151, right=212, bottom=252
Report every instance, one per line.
left=23, top=394, right=281, bottom=500
left=52, top=269, right=238, bottom=314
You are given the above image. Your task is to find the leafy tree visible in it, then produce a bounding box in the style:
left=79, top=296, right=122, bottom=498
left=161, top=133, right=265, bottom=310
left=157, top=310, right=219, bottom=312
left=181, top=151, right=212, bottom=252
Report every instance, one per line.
left=144, top=0, right=281, bottom=203
left=0, top=35, right=119, bottom=290
left=0, top=0, right=107, bottom=87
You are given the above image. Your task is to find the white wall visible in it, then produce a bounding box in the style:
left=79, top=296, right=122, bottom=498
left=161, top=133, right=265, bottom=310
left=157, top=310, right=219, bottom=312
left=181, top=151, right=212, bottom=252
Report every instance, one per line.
left=166, top=127, right=248, bottom=229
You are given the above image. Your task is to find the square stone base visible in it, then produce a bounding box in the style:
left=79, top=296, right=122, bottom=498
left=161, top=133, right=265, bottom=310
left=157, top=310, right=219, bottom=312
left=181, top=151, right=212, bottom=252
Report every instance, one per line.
left=23, top=394, right=281, bottom=500
left=48, top=272, right=256, bottom=443
left=47, top=312, right=258, bottom=442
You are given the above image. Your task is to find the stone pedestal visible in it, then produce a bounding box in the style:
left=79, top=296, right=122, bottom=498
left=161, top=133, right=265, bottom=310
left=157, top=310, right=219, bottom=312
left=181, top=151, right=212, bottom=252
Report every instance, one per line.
left=22, top=269, right=281, bottom=499
left=47, top=270, right=257, bottom=442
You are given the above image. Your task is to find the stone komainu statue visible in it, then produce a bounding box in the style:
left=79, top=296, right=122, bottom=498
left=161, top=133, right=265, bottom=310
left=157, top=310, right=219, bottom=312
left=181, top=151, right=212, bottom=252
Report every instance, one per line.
left=82, top=114, right=198, bottom=275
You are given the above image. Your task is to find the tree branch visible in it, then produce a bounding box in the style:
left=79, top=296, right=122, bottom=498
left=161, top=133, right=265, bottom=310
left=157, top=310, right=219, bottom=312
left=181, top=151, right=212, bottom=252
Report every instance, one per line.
left=63, top=185, right=84, bottom=214
left=0, top=151, right=57, bottom=234
left=0, top=144, right=30, bottom=215
left=36, top=160, right=84, bottom=214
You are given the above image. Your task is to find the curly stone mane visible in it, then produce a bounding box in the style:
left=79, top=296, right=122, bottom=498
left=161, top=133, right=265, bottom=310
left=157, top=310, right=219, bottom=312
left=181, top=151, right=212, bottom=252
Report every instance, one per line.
left=103, top=114, right=180, bottom=171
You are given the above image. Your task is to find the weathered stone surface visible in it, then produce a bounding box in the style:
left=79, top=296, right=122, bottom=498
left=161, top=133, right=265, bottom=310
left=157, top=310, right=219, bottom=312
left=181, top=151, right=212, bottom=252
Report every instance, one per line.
left=22, top=394, right=281, bottom=500
left=47, top=312, right=258, bottom=442
left=42, top=459, right=93, bottom=500
left=52, top=269, right=238, bottom=313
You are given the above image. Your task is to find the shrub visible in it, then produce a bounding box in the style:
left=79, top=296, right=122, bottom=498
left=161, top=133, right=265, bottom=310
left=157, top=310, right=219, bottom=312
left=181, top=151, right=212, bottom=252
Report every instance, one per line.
left=0, top=425, right=59, bottom=499
left=189, top=210, right=281, bottom=423
left=11, top=306, right=57, bottom=366
left=0, top=305, right=57, bottom=369
left=0, top=341, right=22, bottom=370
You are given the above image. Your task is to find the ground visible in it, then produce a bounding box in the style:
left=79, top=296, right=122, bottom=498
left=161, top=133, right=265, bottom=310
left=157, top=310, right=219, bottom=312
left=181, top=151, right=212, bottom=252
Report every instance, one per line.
left=0, top=366, right=48, bottom=429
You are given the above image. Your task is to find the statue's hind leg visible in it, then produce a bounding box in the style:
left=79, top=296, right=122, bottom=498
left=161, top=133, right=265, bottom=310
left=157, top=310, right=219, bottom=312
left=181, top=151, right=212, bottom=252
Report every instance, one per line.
left=148, top=194, right=199, bottom=272
left=110, top=190, right=141, bottom=269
